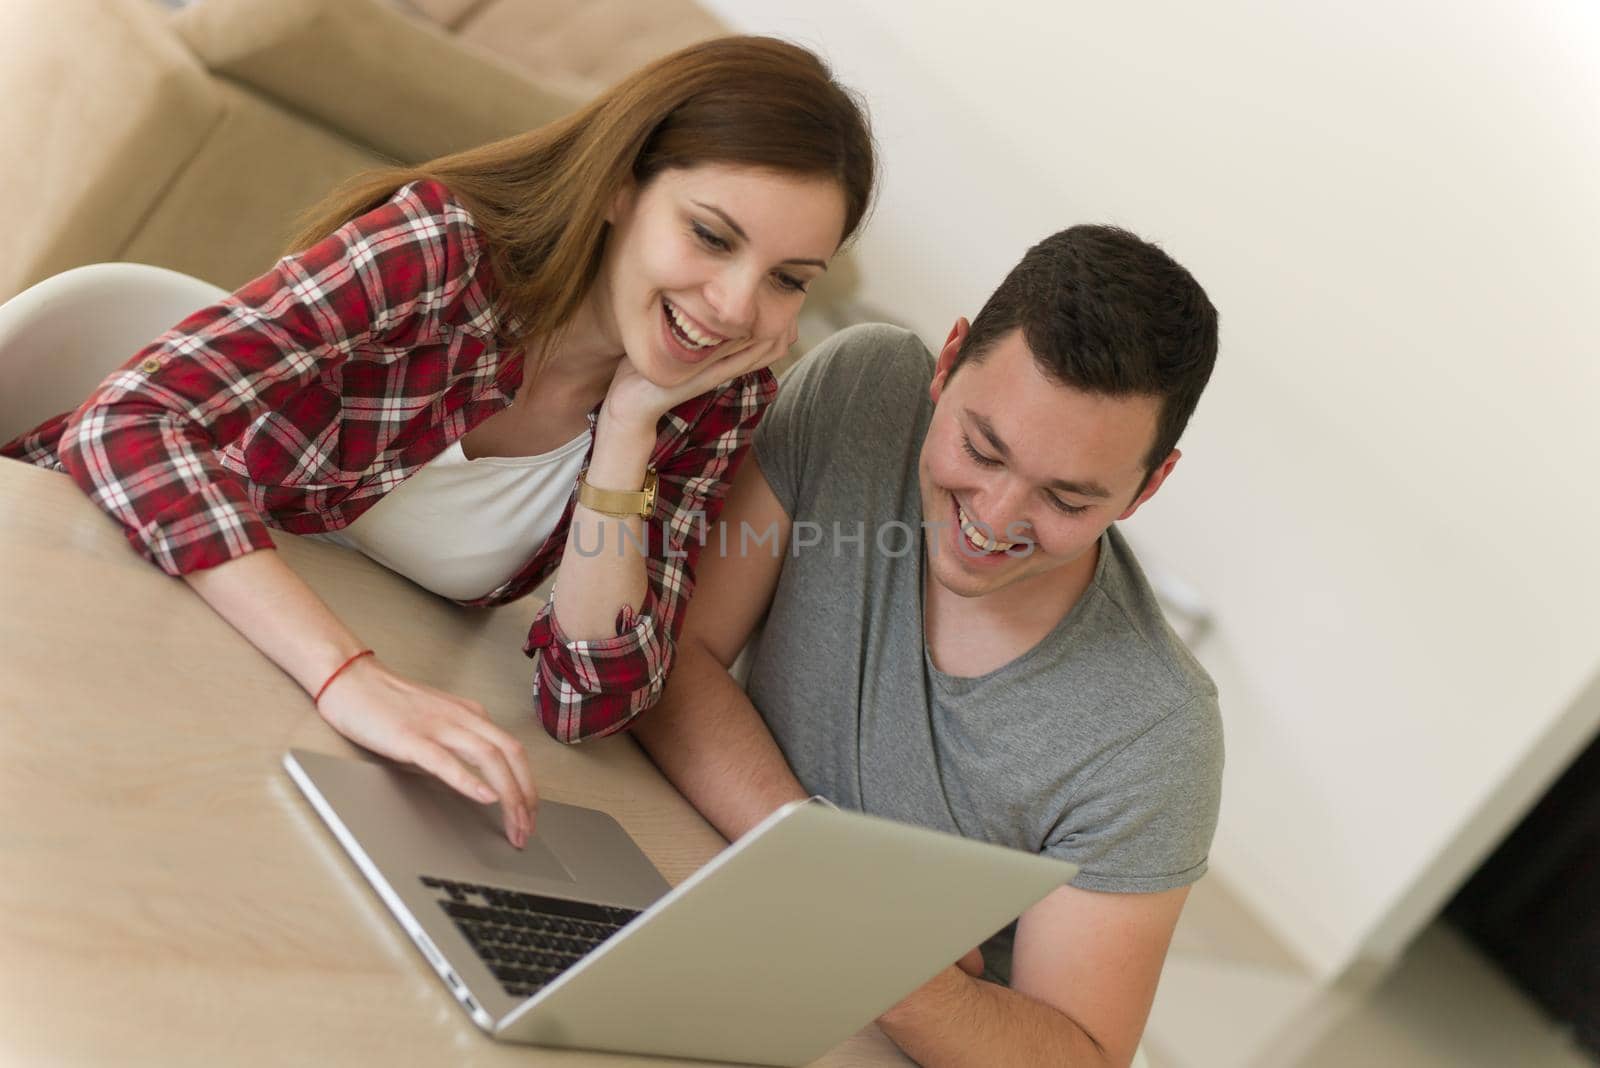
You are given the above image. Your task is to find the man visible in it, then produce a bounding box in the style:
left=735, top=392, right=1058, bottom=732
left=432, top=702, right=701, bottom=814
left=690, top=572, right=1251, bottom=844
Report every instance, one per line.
left=632, top=225, right=1222, bottom=1067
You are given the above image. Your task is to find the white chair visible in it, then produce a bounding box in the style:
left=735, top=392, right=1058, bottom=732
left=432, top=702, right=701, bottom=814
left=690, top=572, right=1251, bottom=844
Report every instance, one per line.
left=0, top=263, right=227, bottom=443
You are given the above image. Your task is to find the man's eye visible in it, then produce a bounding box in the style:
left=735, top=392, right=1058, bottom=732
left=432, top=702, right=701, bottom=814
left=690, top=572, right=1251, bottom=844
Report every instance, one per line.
left=1046, top=494, right=1089, bottom=516
left=691, top=221, right=730, bottom=252
left=961, top=436, right=1002, bottom=467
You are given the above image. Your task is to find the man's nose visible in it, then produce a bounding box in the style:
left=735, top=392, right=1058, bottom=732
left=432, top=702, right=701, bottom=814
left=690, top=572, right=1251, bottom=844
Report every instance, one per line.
left=972, top=481, right=1032, bottom=538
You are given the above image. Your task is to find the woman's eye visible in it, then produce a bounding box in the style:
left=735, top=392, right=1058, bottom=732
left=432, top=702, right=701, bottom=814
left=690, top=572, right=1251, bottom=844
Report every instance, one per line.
left=961, top=436, right=1002, bottom=468
left=774, top=272, right=809, bottom=294
left=691, top=221, right=730, bottom=252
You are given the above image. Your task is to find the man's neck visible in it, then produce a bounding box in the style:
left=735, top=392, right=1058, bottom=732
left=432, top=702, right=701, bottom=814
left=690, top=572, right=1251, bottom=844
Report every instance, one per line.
left=923, top=540, right=1100, bottom=679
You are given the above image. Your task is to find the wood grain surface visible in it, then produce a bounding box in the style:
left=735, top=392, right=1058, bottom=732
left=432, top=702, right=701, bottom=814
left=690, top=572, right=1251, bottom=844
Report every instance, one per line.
left=0, top=459, right=909, bottom=1067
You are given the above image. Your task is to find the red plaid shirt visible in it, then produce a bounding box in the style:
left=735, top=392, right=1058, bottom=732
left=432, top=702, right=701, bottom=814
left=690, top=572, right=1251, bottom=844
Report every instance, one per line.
left=1, top=180, right=775, bottom=742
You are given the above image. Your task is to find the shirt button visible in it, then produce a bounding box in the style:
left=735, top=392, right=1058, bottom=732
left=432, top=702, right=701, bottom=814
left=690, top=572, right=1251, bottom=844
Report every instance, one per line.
left=140, top=358, right=161, bottom=373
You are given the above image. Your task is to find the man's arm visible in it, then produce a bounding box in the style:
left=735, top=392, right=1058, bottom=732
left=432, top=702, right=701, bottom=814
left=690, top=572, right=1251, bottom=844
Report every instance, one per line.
left=878, top=883, right=1189, bottom=1068
left=630, top=454, right=807, bottom=840
left=633, top=450, right=1188, bottom=1068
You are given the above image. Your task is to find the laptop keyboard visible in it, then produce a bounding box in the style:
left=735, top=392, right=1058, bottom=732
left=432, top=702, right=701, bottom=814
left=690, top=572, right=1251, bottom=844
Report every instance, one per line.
left=421, top=876, right=642, bottom=998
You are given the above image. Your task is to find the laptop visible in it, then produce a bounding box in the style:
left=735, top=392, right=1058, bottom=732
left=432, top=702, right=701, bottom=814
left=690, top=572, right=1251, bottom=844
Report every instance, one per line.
left=284, top=748, right=1076, bottom=1067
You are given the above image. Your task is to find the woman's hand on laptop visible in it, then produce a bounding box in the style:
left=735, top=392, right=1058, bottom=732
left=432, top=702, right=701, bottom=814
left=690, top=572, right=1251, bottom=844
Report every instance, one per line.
left=315, top=655, right=539, bottom=847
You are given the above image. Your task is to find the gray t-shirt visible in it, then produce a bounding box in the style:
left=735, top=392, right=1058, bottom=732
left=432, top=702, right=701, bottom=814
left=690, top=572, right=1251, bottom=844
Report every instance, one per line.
left=747, top=324, right=1223, bottom=976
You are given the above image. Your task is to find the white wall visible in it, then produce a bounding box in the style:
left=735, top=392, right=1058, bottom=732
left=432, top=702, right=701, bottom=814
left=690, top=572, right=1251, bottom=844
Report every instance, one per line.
left=705, top=0, right=1600, bottom=979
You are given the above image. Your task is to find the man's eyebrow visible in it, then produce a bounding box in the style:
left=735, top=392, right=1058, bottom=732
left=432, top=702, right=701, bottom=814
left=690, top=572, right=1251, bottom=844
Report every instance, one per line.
left=692, top=201, right=829, bottom=269
left=969, top=412, right=1113, bottom=499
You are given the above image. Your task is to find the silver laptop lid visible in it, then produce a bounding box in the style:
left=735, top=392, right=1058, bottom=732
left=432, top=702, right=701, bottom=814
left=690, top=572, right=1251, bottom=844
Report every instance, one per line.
left=287, top=749, right=1076, bottom=1067
left=503, top=799, right=1077, bottom=1066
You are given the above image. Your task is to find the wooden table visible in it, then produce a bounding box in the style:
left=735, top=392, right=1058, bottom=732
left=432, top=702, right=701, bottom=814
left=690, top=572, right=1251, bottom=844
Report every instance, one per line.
left=0, top=458, right=908, bottom=1066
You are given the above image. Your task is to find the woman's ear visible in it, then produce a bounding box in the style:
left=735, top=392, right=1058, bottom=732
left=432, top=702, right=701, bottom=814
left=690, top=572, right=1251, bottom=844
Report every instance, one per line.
left=606, top=179, right=639, bottom=226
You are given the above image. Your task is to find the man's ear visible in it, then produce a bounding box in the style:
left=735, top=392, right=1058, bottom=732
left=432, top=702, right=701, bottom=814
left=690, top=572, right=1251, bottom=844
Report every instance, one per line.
left=1118, top=449, right=1181, bottom=521
left=930, top=317, right=971, bottom=404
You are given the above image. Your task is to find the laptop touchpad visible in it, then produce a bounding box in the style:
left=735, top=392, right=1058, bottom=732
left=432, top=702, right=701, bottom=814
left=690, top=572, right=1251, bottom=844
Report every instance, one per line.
left=457, top=803, right=576, bottom=884
left=400, top=772, right=577, bottom=885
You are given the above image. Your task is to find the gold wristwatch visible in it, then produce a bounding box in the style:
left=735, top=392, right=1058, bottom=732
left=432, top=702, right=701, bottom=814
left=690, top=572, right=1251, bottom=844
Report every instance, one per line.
left=577, top=467, right=658, bottom=518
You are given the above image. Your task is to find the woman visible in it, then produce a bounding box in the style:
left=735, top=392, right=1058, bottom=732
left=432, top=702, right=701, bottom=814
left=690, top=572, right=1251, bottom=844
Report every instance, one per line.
left=1, top=37, right=874, bottom=848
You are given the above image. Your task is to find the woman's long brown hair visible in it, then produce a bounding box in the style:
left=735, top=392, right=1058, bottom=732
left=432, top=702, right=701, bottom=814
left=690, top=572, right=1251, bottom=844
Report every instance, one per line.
left=288, top=36, right=875, bottom=367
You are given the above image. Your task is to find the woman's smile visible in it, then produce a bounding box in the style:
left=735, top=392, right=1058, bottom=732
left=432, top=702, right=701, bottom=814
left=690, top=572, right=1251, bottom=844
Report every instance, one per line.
left=660, top=297, right=730, bottom=364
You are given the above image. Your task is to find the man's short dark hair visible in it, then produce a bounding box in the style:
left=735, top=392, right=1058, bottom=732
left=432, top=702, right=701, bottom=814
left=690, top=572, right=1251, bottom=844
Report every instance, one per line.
left=951, top=225, right=1219, bottom=478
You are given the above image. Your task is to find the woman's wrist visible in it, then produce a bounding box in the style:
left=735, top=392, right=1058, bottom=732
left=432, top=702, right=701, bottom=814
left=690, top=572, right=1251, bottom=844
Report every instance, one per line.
left=597, top=389, right=664, bottom=444
left=182, top=550, right=373, bottom=699
left=585, top=409, right=657, bottom=491
left=313, top=648, right=375, bottom=706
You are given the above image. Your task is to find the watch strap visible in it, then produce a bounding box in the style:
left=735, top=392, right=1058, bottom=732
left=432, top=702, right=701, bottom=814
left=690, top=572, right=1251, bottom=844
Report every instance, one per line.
left=577, top=467, right=658, bottom=518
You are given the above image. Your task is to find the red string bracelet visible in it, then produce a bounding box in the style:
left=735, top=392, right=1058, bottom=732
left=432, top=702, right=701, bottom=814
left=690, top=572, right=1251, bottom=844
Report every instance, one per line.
left=313, top=649, right=374, bottom=706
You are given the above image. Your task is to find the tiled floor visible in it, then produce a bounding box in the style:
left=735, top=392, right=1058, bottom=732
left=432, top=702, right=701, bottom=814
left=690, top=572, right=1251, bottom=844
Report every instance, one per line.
left=1143, top=877, right=1597, bottom=1068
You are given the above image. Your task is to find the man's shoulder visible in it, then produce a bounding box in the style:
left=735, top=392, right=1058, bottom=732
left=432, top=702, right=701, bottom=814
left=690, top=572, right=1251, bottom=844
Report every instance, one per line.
left=806, top=321, right=931, bottom=364
left=984, top=527, right=1221, bottom=780
left=757, top=324, right=935, bottom=506
left=998, top=536, right=1222, bottom=894
left=1081, top=527, right=1217, bottom=702
left=780, top=322, right=934, bottom=412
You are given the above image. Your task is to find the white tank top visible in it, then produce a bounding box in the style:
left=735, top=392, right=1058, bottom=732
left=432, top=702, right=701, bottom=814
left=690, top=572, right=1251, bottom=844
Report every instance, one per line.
left=316, top=431, right=591, bottom=601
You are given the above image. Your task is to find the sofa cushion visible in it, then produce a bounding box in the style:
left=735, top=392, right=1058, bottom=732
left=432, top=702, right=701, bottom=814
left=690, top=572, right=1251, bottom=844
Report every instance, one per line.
left=119, top=83, right=386, bottom=293
left=394, top=0, right=487, bottom=30
left=455, top=0, right=727, bottom=101
left=173, top=0, right=581, bottom=166
left=0, top=0, right=220, bottom=299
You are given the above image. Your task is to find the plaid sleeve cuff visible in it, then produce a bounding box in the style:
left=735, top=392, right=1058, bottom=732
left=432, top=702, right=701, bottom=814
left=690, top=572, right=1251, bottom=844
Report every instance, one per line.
left=525, top=590, right=672, bottom=744
left=131, top=479, right=278, bottom=574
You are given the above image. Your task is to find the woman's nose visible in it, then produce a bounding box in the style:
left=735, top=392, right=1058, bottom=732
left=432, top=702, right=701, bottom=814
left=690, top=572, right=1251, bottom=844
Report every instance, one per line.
left=705, top=268, right=759, bottom=336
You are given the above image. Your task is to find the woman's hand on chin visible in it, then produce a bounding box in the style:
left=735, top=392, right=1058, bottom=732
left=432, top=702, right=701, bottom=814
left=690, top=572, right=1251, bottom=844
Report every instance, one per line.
left=600, top=323, right=798, bottom=436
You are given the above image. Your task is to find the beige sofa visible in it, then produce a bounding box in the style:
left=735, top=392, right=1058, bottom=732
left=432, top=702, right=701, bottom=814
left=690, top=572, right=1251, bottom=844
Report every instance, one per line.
left=1, top=0, right=585, bottom=302
left=2, top=0, right=859, bottom=347
left=397, top=0, right=730, bottom=104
